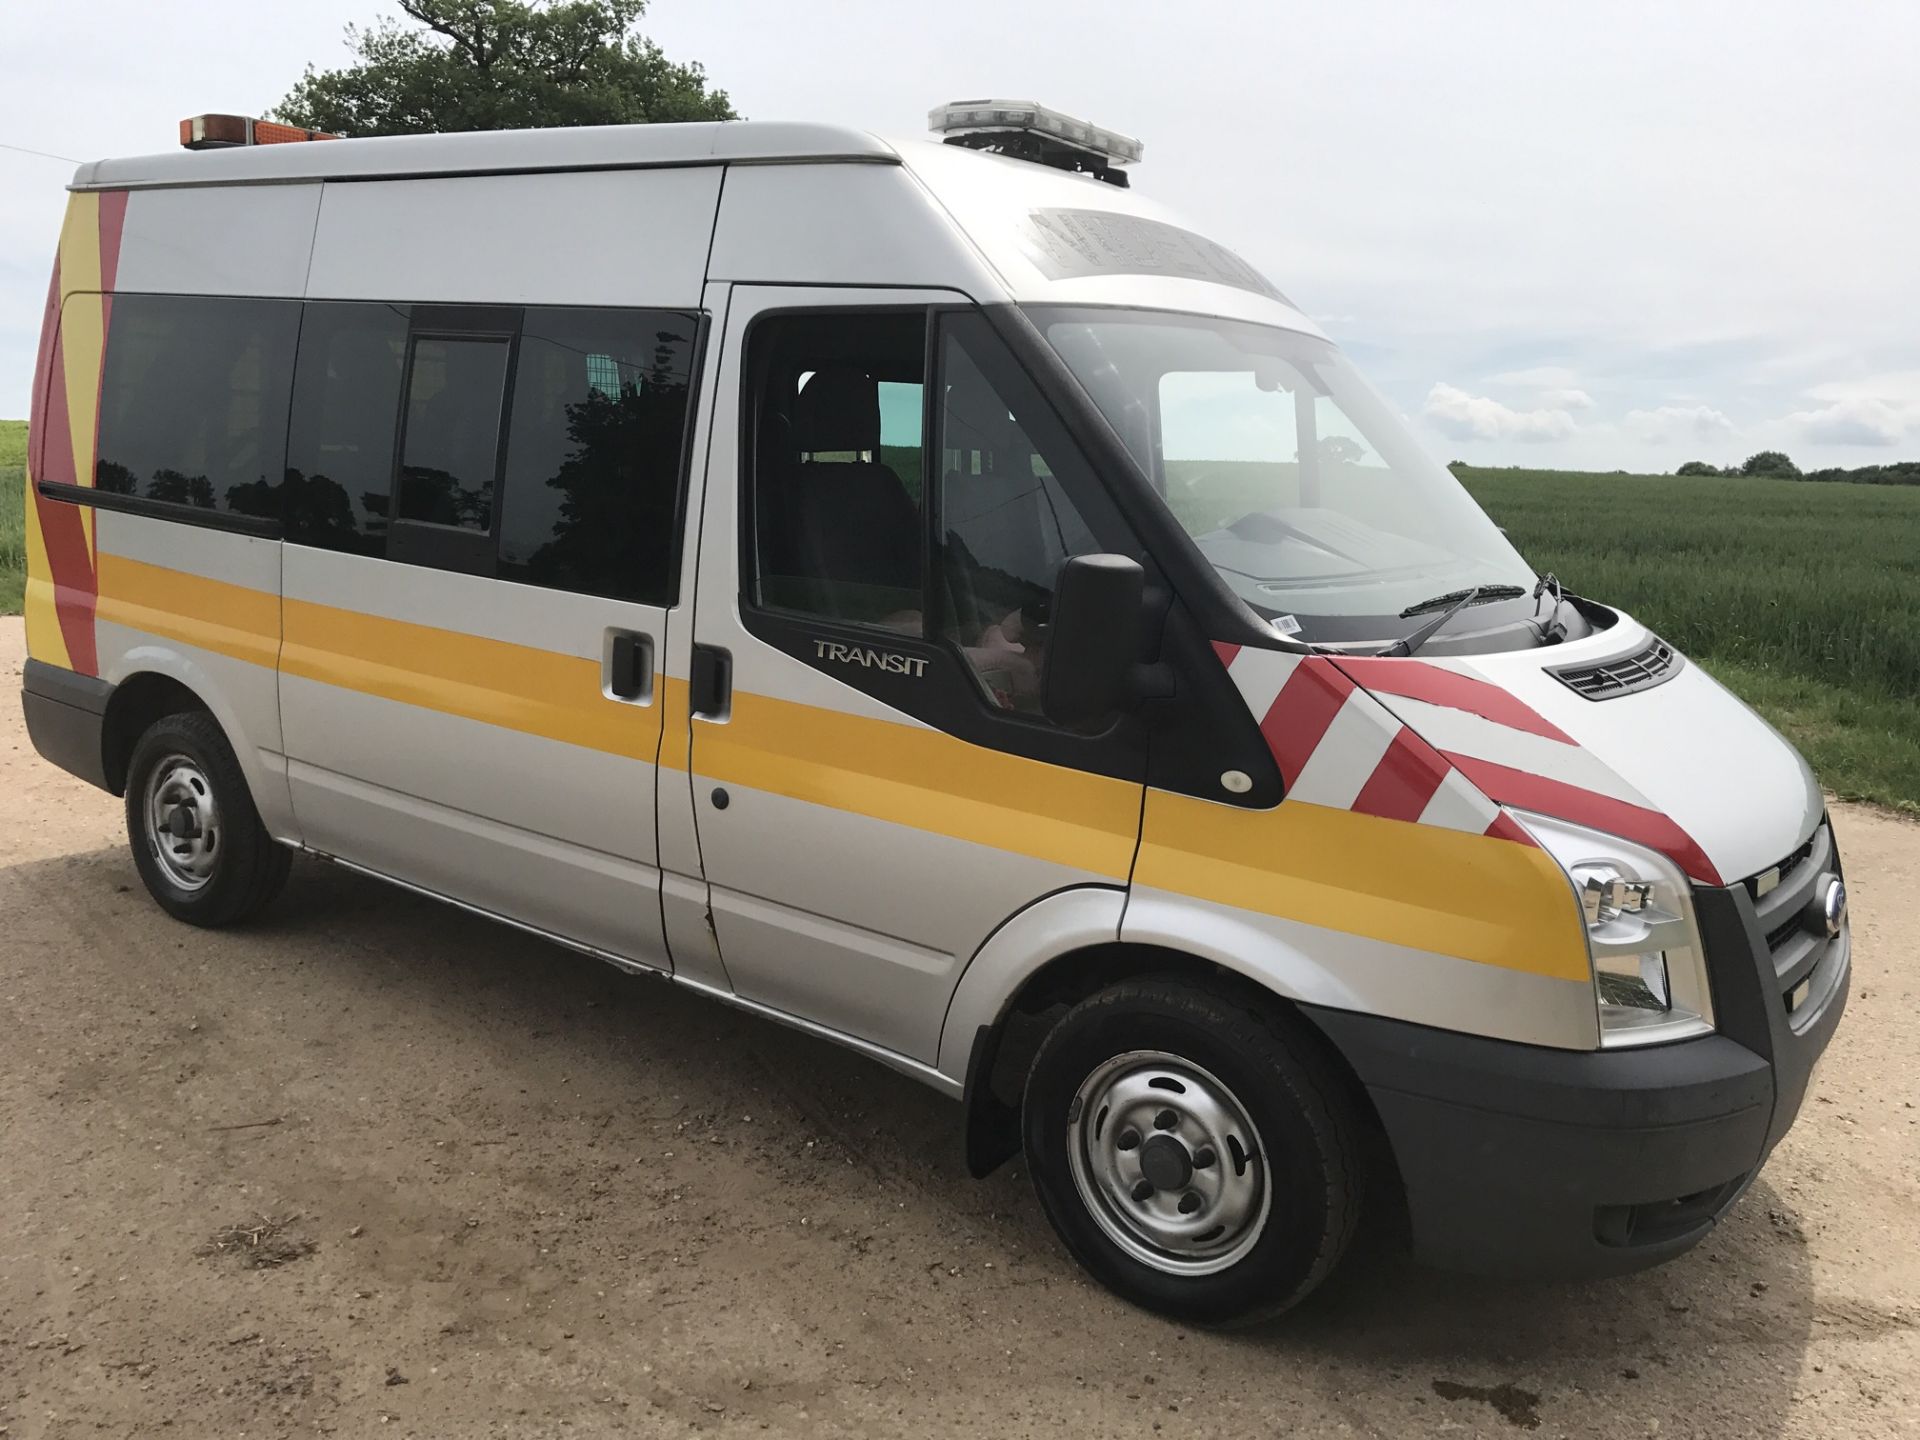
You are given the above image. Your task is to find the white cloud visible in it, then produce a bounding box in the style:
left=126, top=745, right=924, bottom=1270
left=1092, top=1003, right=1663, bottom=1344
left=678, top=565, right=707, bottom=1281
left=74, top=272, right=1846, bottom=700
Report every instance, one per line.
left=1788, top=396, right=1908, bottom=446
left=1624, top=404, right=1734, bottom=442
left=1423, top=383, right=1576, bottom=442
left=1489, top=366, right=1581, bottom=389
left=1543, top=387, right=1596, bottom=411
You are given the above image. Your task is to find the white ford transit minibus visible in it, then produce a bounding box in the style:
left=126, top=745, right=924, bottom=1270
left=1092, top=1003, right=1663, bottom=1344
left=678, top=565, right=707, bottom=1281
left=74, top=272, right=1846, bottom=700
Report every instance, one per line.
left=20, top=102, right=1849, bottom=1323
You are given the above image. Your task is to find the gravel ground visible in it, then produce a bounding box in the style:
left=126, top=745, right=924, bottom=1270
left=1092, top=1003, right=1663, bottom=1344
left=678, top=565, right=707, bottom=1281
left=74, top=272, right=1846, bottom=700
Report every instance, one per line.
left=2, top=615, right=1915, bottom=1438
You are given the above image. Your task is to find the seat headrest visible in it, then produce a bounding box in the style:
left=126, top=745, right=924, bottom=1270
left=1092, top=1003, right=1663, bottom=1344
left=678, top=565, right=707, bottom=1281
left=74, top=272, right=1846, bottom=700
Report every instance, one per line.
left=793, top=366, right=881, bottom=454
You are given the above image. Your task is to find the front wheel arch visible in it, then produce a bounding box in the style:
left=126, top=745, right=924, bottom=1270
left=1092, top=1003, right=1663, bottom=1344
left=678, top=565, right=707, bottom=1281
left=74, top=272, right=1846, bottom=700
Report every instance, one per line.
left=959, top=941, right=1392, bottom=1194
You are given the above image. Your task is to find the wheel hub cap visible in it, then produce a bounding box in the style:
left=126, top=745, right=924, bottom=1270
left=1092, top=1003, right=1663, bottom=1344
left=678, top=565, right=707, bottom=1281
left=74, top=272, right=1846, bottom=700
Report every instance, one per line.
left=1138, top=1133, right=1194, bottom=1191
left=1066, top=1050, right=1270, bottom=1277
left=143, top=755, right=221, bottom=891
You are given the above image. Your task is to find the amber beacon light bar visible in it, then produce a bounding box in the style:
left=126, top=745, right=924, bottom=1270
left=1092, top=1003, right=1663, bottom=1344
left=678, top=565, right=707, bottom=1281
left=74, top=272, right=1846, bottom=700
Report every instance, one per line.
left=179, top=114, right=341, bottom=150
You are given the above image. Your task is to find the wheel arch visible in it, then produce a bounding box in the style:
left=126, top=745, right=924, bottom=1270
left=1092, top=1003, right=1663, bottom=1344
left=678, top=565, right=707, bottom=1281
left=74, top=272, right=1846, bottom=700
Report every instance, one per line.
left=97, top=648, right=288, bottom=842
left=944, top=890, right=1392, bottom=1185
left=101, top=671, right=210, bottom=795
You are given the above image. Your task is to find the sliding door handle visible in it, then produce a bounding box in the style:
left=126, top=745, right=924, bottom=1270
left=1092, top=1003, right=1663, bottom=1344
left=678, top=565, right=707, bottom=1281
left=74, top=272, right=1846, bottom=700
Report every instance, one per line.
left=605, top=630, right=654, bottom=703
left=690, top=644, right=732, bottom=721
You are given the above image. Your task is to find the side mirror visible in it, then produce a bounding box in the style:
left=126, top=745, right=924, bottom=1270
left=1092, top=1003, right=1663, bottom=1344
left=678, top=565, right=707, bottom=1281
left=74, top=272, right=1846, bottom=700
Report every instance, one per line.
left=1042, top=553, right=1146, bottom=734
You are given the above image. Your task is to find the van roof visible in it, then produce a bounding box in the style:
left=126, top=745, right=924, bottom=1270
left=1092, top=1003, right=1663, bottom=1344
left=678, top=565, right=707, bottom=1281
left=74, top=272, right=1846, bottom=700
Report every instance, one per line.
left=71, top=120, right=900, bottom=191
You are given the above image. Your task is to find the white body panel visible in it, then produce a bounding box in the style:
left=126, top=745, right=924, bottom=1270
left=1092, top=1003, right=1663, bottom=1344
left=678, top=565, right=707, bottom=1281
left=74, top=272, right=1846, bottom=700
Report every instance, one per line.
left=116, top=184, right=322, bottom=297
left=678, top=283, right=1140, bottom=1065
left=1121, top=888, right=1599, bottom=1050
left=278, top=546, right=673, bottom=971
left=705, top=163, right=998, bottom=292
left=306, top=168, right=722, bottom=306
left=90, top=512, right=296, bottom=838
left=1416, top=614, right=1825, bottom=882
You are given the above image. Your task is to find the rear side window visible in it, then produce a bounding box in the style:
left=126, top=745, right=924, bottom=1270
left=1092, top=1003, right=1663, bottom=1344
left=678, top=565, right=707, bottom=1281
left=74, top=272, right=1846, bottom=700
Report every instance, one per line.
left=95, top=294, right=301, bottom=517
left=285, top=302, right=410, bottom=554
left=496, top=307, right=698, bottom=605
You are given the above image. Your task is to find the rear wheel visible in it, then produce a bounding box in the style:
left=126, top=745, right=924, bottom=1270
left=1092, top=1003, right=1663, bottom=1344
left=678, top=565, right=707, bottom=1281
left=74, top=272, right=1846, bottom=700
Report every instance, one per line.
left=125, top=711, right=290, bottom=926
left=1023, top=976, right=1364, bottom=1325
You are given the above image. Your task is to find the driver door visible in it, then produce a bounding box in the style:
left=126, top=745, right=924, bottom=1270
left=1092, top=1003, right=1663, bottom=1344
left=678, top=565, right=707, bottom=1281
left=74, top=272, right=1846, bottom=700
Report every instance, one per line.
left=672, top=290, right=1150, bottom=1063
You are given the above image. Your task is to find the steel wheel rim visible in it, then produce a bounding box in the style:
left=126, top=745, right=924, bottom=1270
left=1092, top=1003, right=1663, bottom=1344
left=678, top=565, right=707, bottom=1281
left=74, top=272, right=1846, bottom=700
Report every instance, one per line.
left=1066, top=1049, right=1271, bottom=1277
left=143, top=754, right=221, bottom=891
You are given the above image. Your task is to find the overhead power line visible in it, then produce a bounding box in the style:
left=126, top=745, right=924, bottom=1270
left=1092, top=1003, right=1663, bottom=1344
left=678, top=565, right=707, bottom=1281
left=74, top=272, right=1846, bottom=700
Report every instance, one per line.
left=0, top=140, right=83, bottom=165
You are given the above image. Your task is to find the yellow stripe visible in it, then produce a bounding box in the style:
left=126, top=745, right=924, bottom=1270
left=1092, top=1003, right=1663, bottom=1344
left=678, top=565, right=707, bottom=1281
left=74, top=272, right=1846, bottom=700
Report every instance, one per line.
left=690, top=689, right=1140, bottom=878
left=96, top=553, right=280, bottom=669
left=281, top=595, right=664, bottom=762
left=21, top=488, right=71, bottom=668
left=87, top=559, right=1574, bottom=973
left=1134, top=789, right=1588, bottom=981
left=57, top=195, right=104, bottom=553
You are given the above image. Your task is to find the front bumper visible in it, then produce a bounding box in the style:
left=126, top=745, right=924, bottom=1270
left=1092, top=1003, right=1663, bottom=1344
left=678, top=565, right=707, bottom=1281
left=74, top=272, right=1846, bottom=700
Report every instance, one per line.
left=1302, top=834, right=1850, bottom=1279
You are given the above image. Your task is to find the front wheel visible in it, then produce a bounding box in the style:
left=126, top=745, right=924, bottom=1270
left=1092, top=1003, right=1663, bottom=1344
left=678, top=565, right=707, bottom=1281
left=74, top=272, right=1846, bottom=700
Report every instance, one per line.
left=1023, top=976, right=1365, bottom=1325
left=125, top=710, right=291, bottom=927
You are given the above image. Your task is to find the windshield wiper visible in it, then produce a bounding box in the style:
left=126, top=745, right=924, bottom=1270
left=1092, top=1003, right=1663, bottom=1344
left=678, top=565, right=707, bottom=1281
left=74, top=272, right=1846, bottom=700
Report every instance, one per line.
left=1532, top=572, right=1569, bottom=641
left=1398, top=583, right=1525, bottom=618
left=1381, top=584, right=1520, bottom=657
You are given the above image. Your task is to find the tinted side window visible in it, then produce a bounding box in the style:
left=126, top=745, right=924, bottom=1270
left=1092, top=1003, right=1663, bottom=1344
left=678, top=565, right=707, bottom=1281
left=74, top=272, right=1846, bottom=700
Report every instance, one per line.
left=497, top=307, right=698, bottom=605
left=285, top=302, right=410, bottom=554
left=396, top=336, right=510, bottom=532
left=747, top=312, right=928, bottom=627
left=95, top=294, right=301, bottom=517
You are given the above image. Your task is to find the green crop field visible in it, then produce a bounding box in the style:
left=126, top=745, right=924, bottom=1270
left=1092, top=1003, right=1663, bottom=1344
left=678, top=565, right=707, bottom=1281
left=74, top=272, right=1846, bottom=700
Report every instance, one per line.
left=0, top=427, right=1913, bottom=810
left=1, top=419, right=25, bottom=616
left=1459, top=467, right=1920, bottom=815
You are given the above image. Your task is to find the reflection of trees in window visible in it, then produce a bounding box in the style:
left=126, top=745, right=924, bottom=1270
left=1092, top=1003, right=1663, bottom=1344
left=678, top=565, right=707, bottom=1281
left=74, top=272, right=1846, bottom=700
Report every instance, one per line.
left=96, top=461, right=137, bottom=496
left=398, top=465, right=493, bottom=531
left=235, top=470, right=390, bottom=554
left=510, top=326, right=690, bottom=602
left=146, top=469, right=216, bottom=509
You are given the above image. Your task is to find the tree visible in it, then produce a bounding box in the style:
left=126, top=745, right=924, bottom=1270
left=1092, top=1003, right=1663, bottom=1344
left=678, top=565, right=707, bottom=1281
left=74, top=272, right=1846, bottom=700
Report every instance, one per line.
left=1739, top=450, right=1801, bottom=479
left=1675, top=460, right=1722, bottom=476
left=271, top=0, right=735, bottom=137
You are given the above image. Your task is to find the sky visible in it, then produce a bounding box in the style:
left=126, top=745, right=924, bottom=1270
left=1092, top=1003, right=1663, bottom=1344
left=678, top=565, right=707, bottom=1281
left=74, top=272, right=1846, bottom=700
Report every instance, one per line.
left=3, top=0, right=1917, bottom=472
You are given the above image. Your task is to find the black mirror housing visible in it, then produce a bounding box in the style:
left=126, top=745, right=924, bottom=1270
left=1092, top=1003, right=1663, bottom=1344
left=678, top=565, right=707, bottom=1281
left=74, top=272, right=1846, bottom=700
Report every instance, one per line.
left=1041, top=553, right=1146, bottom=734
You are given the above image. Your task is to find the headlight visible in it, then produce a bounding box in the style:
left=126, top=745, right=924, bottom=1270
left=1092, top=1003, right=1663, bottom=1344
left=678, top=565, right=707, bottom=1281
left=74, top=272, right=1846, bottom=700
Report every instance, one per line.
left=1510, top=810, right=1715, bottom=1048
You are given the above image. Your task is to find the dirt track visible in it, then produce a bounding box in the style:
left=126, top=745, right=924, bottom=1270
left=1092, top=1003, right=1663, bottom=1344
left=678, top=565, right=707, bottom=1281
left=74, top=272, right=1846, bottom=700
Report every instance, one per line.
left=2, top=614, right=1916, bottom=1439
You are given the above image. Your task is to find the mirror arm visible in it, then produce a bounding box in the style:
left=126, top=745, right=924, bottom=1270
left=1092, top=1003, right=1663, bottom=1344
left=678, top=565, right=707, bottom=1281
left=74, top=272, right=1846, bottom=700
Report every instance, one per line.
left=1127, top=661, right=1177, bottom=705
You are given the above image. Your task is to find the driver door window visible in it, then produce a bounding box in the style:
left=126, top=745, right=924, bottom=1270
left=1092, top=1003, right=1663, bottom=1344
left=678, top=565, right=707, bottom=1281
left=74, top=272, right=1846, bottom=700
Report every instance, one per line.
left=937, top=318, right=1100, bottom=714
left=746, top=309, right=1110, bottom=719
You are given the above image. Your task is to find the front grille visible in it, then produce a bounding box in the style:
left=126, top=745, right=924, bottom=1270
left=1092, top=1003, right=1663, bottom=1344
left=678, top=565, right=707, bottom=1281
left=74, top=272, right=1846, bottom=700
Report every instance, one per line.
left=1745, top=832, right=1817, bottom=903
left=1550, top=635, right=1682, bottom=700
left=1742, top=822, right=1844, bottom=1029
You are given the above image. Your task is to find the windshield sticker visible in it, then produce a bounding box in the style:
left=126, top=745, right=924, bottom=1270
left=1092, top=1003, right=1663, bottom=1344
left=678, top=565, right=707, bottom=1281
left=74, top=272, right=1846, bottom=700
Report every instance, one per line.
left=1270, top=614, right=1303, bottom=637
left=1021, top=209, right=1290, bottom=304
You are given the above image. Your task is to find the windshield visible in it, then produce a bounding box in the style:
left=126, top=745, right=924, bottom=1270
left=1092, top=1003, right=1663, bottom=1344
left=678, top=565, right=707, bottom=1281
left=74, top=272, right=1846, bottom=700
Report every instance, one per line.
left=1034, top=307, right=1539, bottom=643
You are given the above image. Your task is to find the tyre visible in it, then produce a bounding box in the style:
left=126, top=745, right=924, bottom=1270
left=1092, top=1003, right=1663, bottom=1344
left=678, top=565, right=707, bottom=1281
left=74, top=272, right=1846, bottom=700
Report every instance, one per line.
left=1022, top=976, right=1364, bottom=1325
left=124, top=710, right=291, bottom=927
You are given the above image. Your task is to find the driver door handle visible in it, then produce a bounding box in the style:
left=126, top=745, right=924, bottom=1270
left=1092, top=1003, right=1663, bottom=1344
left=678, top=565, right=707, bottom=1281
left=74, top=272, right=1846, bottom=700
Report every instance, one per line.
left=690, top=644, right=732, bottom=721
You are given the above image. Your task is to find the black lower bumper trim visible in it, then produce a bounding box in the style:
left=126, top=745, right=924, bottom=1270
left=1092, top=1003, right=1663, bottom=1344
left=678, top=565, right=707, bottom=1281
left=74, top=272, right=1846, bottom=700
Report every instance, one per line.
left=21, top=659, right=113, bottom=793
left=1304, top=1006, right=1777, bottom=1279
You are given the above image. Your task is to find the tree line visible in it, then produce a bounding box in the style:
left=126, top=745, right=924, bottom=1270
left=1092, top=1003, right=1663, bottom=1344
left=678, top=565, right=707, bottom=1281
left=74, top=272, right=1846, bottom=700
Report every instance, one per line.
left=1675, top=452, right=1920, bottom=485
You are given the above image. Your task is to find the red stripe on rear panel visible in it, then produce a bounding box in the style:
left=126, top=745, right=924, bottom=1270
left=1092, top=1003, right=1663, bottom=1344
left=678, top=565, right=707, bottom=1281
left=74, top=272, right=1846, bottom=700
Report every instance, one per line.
left=1350, top=727, right=1451, bottom=822
left=34, top=323, right=100, bottom=675
left=1260, top=658, right=1354, bottom=786
left=96, top=191, right=129, bottom=290
left=1212, top=641, right=1241, bottom=670
left=1335, top=657, right=1575, bottom=744
left=1445, top=753, right=1722, bottom=885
